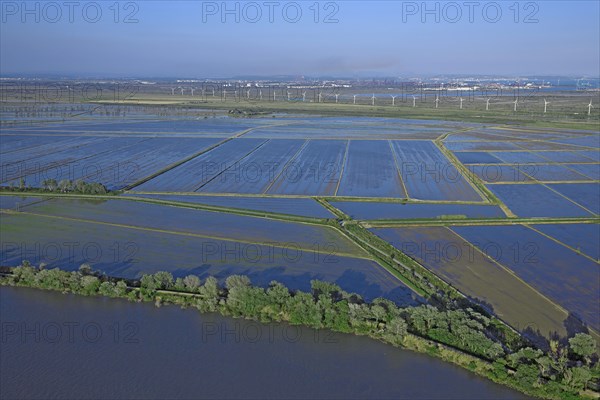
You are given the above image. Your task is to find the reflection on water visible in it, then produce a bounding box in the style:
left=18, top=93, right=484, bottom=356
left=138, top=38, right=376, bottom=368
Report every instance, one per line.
left=0, top=287, right=528, bottom=399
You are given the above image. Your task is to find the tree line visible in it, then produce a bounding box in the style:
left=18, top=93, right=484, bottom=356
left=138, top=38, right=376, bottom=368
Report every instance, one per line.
left=1, top=179, right=108, bottom=195
left=1, top=262, right=598, bottom=400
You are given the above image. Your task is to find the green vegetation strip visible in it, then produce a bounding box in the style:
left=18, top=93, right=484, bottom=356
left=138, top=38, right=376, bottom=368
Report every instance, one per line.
left=363, top=217, right=600, bottom=228
left=2, top=264, right=598, bottom=400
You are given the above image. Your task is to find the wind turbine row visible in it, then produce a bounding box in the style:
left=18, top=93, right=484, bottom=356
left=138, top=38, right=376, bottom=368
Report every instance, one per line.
left=165, top=88, right=595, bottom=118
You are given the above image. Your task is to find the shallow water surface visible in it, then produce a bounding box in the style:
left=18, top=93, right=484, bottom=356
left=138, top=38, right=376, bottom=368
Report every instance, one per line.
left=0, top=287, right=529, bottom=399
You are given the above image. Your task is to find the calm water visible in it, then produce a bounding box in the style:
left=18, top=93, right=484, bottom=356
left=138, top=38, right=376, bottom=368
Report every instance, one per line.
left=0, top=287, right=528, bottom=399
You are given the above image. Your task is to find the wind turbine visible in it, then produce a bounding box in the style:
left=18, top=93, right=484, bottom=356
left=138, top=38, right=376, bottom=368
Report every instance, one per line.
left=302, top=91, right=306, bottom=102
left=513, top=98, right=518, bottom=112
left=435, top=96, right=439, bottom=109
left=223, top=90, right=227, bottom=100
left=588, top=99, right=594, bottom=116
left=212, top=89, right=215, bottom=97
left=459, top=97, right=464, bottom=109
left=259, top=90, right=263, bottom=100
left=273, top=91, right=277, bottom=101
left=335, top=94, right=340, bottom=103
left=318, top=92, right=322, bottom=103
left=412, top=96, right=416, bottom=107
left=543, top=98, right=549, bottom=113
left=66, top=85, right=74, bottom=101
left=170, top=87, right=175, bottom=96
left=391, top=95, right=397, bottom=106
left=180, top=87, right=185, bottom=96
left=190, top=87, right=195, bottom=96
left=353, top=95, right=357, bottom=104
left=371, top=94, right=375, bottom=106
left=247, top=89, right=251, bottom=99
left=486, top=98, right=490, bottom=111
left=287, top=91, right=291, bottom=101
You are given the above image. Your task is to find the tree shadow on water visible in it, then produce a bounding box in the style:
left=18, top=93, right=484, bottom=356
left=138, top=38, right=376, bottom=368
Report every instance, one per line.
left=521, top=326, right=551, bottom=351
left=335, top=269, right=384, bottom=302
left=519, top=312, right=592, bottom=350
left=170, top=264, right=317, bottom=293
left=563, top=312, right=589, bottom=338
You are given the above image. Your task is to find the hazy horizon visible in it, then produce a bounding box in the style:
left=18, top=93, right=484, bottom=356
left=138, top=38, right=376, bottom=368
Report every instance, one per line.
left=1, top=1, right=599, bottom=78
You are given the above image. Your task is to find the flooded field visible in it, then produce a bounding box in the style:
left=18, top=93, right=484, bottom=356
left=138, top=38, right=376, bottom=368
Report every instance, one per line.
left=330, top=201, right=504, bottom=220
left=2, top=117, right=485, bottom=200
left=489, top=184, right=595, bottom=217
left=1, top=212, right=419, bottom=305
left=122, top=193, right=335, bottom=218
left=453, top=224, right=600, bottom=331
left=370, top=226, right=575, bottom=339
left=2, top=114, right=598, bottom=346
left=17, top=198, right=363, bottom=256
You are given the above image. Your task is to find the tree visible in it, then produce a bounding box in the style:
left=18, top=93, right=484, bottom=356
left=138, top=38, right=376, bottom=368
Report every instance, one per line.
left=153, top=271, right=174, bottom=290
left=286, top=291, right=321, bottom=327
left=114, top=280, right=128, bottom=297
left=348, top=303, right=374, bottom=333
left=514, top=364, right=540, bottom=388
left=198, top=276, right=219, bottom=312
left=484, top=342, right=505, bottom=360
left=563, top=366, right=592, bottom=391
left=75, top=179, right=87, bottom=193
left=79, top=263, right=92, bottom=275
left=408, top=305, right=440, bottom=334
left=58, top=179, right=73, bottom=192
left=183, top=275, right=201, bottom=291
left=310, top=280, right=342, bottom=300
left=331, top=300, right=351, bottom=333
left=266, top=281, right=290, bottom=308
left=371, top=304, right=387, bottom=325
left=387, top=317, right=408, bottom=339
left=372, top=298, right=402, bottom=321
left=42, top=179, right=58, bottom=191
left=140, top=274, right=158, bottom=299
left=568, top=333, right=596, bottom=363
left=535, top=355, right=554, bottom=379
left=173, top=277, right=185, bottom=291
left=225, top=275, right=250, bottom=290
left=508, top=347, right=544, bottom=369
left=99, top=281, right=116, bottom=297
left=13, top=264, right=36, bottom=285
left=88, top=182, right=107, bottom=194
left=80, top=275, right=100, bottom=295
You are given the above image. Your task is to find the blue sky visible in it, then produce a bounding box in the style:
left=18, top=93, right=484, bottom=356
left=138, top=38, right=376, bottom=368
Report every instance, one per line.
left=1, top=1, right=599, bottom=77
